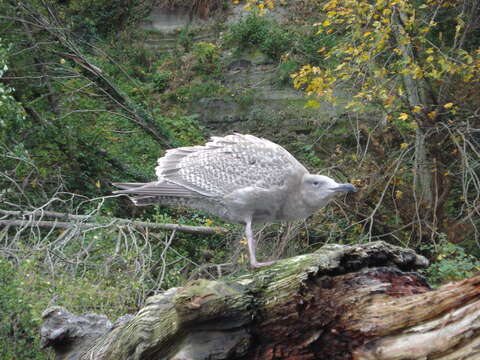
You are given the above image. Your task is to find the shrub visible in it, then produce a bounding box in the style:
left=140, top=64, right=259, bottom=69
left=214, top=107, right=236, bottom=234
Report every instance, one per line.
left=57, top=0, right=153, bottom=39
left=275, top=60, right=299, bottom=86
left=153, top=71, right=173, bottom=92
left=192, top=42, right=221, bottom=74
left=421, top=235, right=480, bottom=286
left=224, top=12, right=292, bottom=61
left=0, top=259, right=47, bottom=359
left=260, top=26, right=292, bottom=60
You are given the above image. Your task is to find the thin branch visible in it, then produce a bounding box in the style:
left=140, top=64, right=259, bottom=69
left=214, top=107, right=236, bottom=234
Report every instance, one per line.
left=0, top=217, right=226, bottom=235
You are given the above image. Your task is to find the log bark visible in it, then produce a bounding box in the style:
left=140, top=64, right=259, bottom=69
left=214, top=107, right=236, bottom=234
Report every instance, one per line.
left=40, top=241, right=480, bottom=360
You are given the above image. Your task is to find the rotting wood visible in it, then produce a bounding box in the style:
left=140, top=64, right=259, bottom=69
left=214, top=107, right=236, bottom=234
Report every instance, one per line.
left=41, top=241, right=480, bottom=360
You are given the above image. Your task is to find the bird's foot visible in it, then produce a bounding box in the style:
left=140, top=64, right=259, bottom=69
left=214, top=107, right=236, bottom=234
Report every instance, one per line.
left=250, top=260, right=277, bottom=269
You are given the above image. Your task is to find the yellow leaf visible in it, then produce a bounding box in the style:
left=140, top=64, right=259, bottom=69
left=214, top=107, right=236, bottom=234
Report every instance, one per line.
left=305, top=99, right=321, bottom=108
left=364, top=31, right=372, bottom=38
left=412, top=105, right=422, bottom=113
left=443, top=102, right=454, bottom=109
left=427, top=111, right=437, bottom=119
left=398, top=112, right=409, bottom=121
left=426, top=48, right=434, bottom=54
left=95, top=180, right=101, bottom=188
left=395, top=190, right=403, bottom=199
left=360, top=53, right=370, bottom=61
left=322, top=19, right=331, bottom=27
left=60, top=58, right=66, bottom=64
left=426, top=56, right=434, bottom=62
left=400, top=143, right=409, bottom=149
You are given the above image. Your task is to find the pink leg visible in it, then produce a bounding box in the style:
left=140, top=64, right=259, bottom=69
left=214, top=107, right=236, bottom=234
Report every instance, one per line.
left=245, top=218, right=276, bottom=269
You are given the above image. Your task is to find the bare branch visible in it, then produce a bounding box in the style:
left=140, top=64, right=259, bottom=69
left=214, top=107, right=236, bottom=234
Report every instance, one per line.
left=0, top=217, right=226, bottom=235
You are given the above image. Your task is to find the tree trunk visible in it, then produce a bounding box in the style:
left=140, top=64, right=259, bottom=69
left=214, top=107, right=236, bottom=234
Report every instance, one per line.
left=391, top=8, right=434, bottom=210
left=40, top=241, right=480, bottom=360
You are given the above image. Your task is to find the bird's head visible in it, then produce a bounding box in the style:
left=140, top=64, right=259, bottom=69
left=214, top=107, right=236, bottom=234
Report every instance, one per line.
left=301, top=174, right=357, bottom=209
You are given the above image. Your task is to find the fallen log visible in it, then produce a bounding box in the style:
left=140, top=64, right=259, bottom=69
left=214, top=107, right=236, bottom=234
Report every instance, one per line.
left=40, top=241, right=480, bottom=360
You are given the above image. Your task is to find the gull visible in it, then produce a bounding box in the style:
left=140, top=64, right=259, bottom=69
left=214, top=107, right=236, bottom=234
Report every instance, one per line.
left=113, top=134, right=357, bottom=268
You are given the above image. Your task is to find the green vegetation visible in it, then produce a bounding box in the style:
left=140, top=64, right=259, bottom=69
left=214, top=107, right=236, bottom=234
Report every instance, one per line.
left=224, top=11, right=293, bottom=60
left=275, top=59, right=299, bottom=86
left=1, top=0, right=479, bottom=358
left=422, top=236, right=480, bottom=286
left=192, top=41, right=222, bottom=74
left=152, top=71, right=173, bottom=92
left=0, top=259, right=46, bottom=359
left=56, top=0, right=153, bottom=39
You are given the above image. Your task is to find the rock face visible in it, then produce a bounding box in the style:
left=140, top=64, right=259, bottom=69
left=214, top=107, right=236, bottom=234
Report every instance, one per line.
left=139, top=4, right=344, bottom=137
left=141, top=7, right=192, bottom=33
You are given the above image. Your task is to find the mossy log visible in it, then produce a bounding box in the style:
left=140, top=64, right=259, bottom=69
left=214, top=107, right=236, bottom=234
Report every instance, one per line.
left=40, top=241, right=480, bottom=359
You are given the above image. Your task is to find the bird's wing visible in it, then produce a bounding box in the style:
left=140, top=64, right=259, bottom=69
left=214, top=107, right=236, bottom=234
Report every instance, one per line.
left=112, top=182, right=200, bottom=197
left=155, top=134, right=308, bottom=197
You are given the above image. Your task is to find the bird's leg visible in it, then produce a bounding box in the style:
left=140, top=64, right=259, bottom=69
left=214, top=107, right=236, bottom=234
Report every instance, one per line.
left=245, top=218, right=258, bottom=265
left=245, top=218, right=276, bottom=269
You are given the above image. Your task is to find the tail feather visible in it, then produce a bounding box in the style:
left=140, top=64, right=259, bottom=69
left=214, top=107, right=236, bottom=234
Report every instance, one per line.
left=112, top=182, right=147, bottom=190
left=112, top=182, right=201, bottom=198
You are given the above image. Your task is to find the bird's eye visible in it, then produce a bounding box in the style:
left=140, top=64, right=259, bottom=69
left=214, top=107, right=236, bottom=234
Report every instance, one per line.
left=313, top=181, right=319, bottom=186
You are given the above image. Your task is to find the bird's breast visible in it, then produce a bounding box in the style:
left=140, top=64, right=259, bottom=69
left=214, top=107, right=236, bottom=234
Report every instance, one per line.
left=222, top=185, right=287, bottom=223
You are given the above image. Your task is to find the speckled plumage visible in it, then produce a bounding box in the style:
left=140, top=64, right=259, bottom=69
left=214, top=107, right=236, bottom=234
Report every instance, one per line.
left=113, top=134, right=357, bottom=268
left=156, top=134, right=306, bottom=197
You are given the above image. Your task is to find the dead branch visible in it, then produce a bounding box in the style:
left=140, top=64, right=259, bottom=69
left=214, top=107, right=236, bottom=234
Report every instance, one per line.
left=0, top=217, right=225, bottom=235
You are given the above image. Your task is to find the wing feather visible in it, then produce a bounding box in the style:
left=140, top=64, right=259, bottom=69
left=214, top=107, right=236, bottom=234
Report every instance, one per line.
left=155, top=134, right=307, bottom=197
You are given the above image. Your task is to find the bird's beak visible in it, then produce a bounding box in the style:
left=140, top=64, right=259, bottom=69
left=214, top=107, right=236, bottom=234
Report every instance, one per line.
left=331, top=183, right=357, bottom=193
